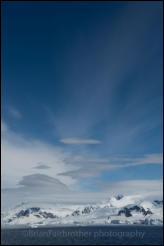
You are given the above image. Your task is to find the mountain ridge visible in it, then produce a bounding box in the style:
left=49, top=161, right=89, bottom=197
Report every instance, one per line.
left=2, top=195, right=163, bottom=228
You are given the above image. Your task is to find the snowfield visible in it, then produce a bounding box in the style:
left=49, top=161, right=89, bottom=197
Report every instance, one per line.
left=2, top=195, right=163, bottom=228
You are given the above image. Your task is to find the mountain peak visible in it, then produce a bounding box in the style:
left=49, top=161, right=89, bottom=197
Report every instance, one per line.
left=115, top=194, right=124, bottom=200
left=2, top=195, right=163, bottom=228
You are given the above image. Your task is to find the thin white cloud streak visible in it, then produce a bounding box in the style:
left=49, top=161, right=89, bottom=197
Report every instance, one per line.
left=64, top=156, right=109, bottom=163
left=48, top=4, right=162, bottom=142
left=60, top=138, right=101, bottom=144
left=64, top=154, right=163, bottom=164
left=8, top=107, right=22, bottom=119
left=59, top=153, right=163, bottom=179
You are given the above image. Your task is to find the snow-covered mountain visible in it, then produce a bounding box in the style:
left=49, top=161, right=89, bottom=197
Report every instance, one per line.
left=2, top=195, right=163, bottom=228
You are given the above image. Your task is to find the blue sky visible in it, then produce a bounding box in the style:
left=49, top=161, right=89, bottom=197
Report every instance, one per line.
left=1, top=1, right=163, bottom=193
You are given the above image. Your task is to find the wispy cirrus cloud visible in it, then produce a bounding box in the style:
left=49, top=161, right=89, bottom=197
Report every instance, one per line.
left=60, top=138, right=101, bottom=144
left=59, top=153, right=163, bottom=179
left=1, top=121, right=76, bottom=189
left=8, top=106, right=22, bottom=119
left=45, top=3, right=162, bottom=147
left=64, top=156, right=109, bottom=164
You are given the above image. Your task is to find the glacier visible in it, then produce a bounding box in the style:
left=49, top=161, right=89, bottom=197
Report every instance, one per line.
left=1, top=194, right=163, bottom=228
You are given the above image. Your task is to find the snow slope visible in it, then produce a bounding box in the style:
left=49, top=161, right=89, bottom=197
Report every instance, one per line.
left=2, top=195, right=163, bottom=228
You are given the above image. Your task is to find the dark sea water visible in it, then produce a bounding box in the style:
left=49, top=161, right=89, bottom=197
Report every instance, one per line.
left=1, top=226, right=163, bottom=245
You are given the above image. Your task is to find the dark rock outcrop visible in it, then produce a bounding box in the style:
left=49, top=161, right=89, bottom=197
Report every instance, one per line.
left=118, top=205, right=153, bottom=217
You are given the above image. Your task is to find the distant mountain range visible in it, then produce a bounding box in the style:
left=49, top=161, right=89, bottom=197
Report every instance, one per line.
left=2, top=195, right=163, bottom=228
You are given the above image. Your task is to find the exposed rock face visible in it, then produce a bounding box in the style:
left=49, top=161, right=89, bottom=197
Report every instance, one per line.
left=115, top=195, right=124, bottom=200
left=82, top=206, right=95, bottom=214
left=118, top=205, right=153, bottom=217
left=154, top=200, right=163, bottom=205
left=2, top=195, right=163, bottom=227
left=11, top=207, right=59, bottom=222
left=72, top=210, right=80, bottom=216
